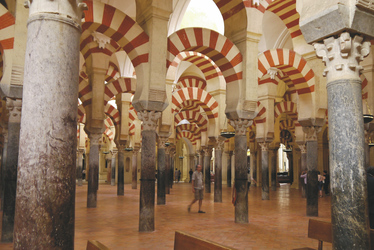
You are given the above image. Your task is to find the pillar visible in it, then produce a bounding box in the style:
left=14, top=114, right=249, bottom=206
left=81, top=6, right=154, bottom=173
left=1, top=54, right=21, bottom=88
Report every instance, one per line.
left=165, top=147, right=170, bottom=194
left=132, top=147, right=139, bottom=189
left=2, top=99, right=21, bottom=242
left=230, top=119, right=251, bottom=223
left=203, top=147, right=212, bottom=193
left=138, top=111, right=161, bottom=232
left=365, top=127, right=370, bottom=168
left=1, top=127, right=8, bottom=211
left=117, top=145, right=125, bottom=196
left=169, top=146, right=176, bottom=190
left=298, top=143, right=307, bottom=198
left=13, top=1, right=85, bottom=247
left=259, top=142, right=269, bottom=200
left=314, top=33, right=371, bottom=248
left=157, top=137, right=167, bottom=205
left=87, top=133, right=102, bottom=208
left=77, top=149, right=84, bottom=186
left=270, top=147, right=277, bottom=191
left=252, top=150, right=257, bottom=186
left=198, top=149, right=204, bottom=167
left=214, top=137, right=225, bottom=202
left=111, top=150, right=117, bottom=186
left=226, top=151, right=232, bottom=187
left=303, top=126, right=320, bottom=216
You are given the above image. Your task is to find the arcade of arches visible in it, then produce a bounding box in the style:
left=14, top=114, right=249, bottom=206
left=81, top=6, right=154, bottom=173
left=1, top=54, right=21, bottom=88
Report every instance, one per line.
left=0, top=0, right=374, bottom=248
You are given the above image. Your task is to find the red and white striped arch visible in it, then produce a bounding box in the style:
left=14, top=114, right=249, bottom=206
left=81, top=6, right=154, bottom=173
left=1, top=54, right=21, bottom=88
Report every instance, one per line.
left=129, top=106, right=137, bottom=122
left=176, top=131, right=198, bottom=145
left=172, top=87, right=218, bottom=120
left=177, top=76, right=207, bottom=90
left=104, top=77, right=136, bottom=105
left=279, top=119, right=296, bottom=136
left=257, top=0, right=302, bottom=39
left=259, top=71, right=296, bottom=95
left=174, top=110, right=208, bottom=132
left=129, top=122, right=135, bottom=136
left=258, top=49, right=314, bottom=96
left=168, top=51, right=223, bottom=81
left=78, top=77, right=93, bottom=107
left=82, top=1, right=149, bottom=68
left=104, top=103, right=120, bottom=125
left=0, top=6, right=15, bottom=53
left=176, top=123, right=201, bottom=137
left=77, top=105, right=86, bottom=123
left=167, top=28, right=242, bottom=85
left=0, top=54, right=3, bottom=81
left=213, top=0, right=246, bottom=21
left=274, top=101, right=298, bottom=121
left=106, top=61, right=120, bottom=82
left=104, top=117, right=114, bottom=141
left=255, top=101, right=266, bottom=124
left=80, top=31, right=121, bottom=60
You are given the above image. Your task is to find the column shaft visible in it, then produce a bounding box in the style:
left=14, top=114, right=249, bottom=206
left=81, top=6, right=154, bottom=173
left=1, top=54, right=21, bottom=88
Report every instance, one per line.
left=77, top=151, right=83, bottom=186
left=306, top=140, right=318, bottom=216
left=157, top=146, right=166, bottom=205
left=117, top=149, right=125, bottom=196
left=165, top=152, right=170, bottom=194
left=235, top=134, right=248, bottom=223
left=1, top=134, right=7, bottom=211
left=227, top=152, right=232, bottom=187
left=270, top=149, right=277, bottom=191
left=13, top=3, right=83, bottom=246
left=111, top=153, right=116, bottom=186
left=87, top=140, right=100, bottom=207
left=204, top=151, right=211, bottom=193
left=214, top=148, right=223, bottom=202
left=132, top=150, right=138, bottom=189
left=260, top=144, right=269, bottom=200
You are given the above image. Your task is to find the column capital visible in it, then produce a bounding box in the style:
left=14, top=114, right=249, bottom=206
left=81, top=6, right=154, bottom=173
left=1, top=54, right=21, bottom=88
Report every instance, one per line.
left=202, top=146, right=212, bottom=156
left=157, top=136, right=168, bottom=149
left=137, top=110, right=161, bottom=131
left=297, top=143, right=307, bottom=154
left=6, top=98, right=22, bottom=123
left=214, top=136, right=226, bottom=151
left=302, top=126, right=321, bottom=141
left=111, top=149, right=118, bottom=156
left=77, top=148, right=85, bottom=157
left=314, top=32, right=371, bottom=82
left=229, top=119, right=252, bottom=136
left=117, top=144, right=126, bottom=152
left=2, top=127, right=8, bottom=144
left=88, top=133, right=102, bottom=146
left=258, top=142, right=269, bottom=152
left=133, top=146, right=140, bottom=155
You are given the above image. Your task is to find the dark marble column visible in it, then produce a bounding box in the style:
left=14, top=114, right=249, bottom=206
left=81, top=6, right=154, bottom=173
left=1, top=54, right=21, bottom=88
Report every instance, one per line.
left=226, top=151, right=232, bottom=187
left=270, top=148, right=277, bottom=191
left=165, top=147, right=170, bottom=194
left=117, top=145, right=125, bottom=196
left=314, top=33, right=372, bottom=249
left=77, top=149, right=84, bottom=186
left=111, top=150, right=117, bottom=186
left=157, top=137, right=167, bottom=205
left=230, top=119, right=251, bottom=223
left=132, top=147, right=139, bottom=189
left=87, top=133, right=102, bottom=208
left=303, top=127, right=320, bottom=217
left=1, top=128, right=8, bottom=211
left=203, top=147, right=212, bottom=193
left=138, top=111, right=161, bottom=232
left=2, top=99, right=21, bottom=242
left=13, top=3, right=85, bottom=247
left=259, top=142, right=269, bottom=200
left=214, top=137, right=225, bottom=202
left=298, top=143, right=307, bottom=198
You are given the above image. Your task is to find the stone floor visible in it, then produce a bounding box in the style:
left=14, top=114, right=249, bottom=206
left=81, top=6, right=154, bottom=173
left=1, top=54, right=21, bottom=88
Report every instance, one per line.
left=0, top=182, right=332, bottom=249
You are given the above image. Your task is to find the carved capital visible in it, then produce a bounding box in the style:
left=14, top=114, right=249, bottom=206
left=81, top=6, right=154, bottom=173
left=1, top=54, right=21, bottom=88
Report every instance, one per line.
left=158, top=136, right=168, bottom=149
left=229, top=119, right=252, bottom=136
left=297, top=143, right=306, bottom=154
left=111, top=149, right=118, bottom=157
left=2, top=128, right=8, bottom=144
left=267, top=67, right=278, bottom=80
left=133, top=147, right=140, bottom=155
left=259, top=142, right=269, bottom=152
left=215, top=136, right=226, bottom=151
left=77, top=148, right=85, bottom=157
left=202, top=147, right=212, bottom=156
left=314, top=32, right=371, bottom=82
left=92, top=31, right=111, bottom=49
left=138, top=110, right=161, bottom=131
left=89, top=133, right=102, bottom=146
left=117, top=144, right=126, bottom=152
left=302, top=126, right=321, bottom=141
left=6, top=98, right=22, bottom=123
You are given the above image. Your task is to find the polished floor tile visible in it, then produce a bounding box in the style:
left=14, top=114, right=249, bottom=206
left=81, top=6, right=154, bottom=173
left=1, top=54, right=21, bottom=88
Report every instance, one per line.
left=0, top=183, right=332, bottom=249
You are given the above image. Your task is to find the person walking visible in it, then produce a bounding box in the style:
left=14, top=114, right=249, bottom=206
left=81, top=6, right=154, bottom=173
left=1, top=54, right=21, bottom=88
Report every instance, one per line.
left=188, top=165, right=205, bottom=213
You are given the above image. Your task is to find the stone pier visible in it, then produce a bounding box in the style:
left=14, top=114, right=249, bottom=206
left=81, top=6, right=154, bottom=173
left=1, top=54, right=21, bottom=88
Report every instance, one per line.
left=259, top=142, right=269, bottom=200
left=2, top=98, right=21, bottom=242
left=87, top=133, right=102, bottom=208
left=214, top=137, right=225, bottom=202
left=13, top=1, right=85, bottom=247
left=230, top=119, right=251, bottom=223
left=138, top=111, right=161, bottom=232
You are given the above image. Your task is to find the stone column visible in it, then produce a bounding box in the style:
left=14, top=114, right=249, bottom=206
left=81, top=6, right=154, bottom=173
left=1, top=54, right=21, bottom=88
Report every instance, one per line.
left=77, top=149, right=84, bottom=186
left=87, top=133, right=102, bottom=208
left=2, top=98, right=21, bottom=242
left=198, top=149, right=204, bottom=167
left=169, top=146, right=176, bottom=190
left=111, top=150, right=118, bottom=186
left=214, top=137, right=225, bottom=202
left=230, top=119, right=252, bottom=223
left=226, top=151, right=232, bottom=187
left=270, top=148, right=277, bottom=191
left=203, top=147, right=212, bottom=193
left=13, top=1, right=85, bottom=247
left=364, top=127, right=370, bottom=168
left=117, top=145, right=125, bottom=196
left=303, top=126, right=320, bottom=216
left=298, top=143, right=307, bottom=198
left=259, top=142, right=269, bottom=200
left=314, top=33, right=371, bottom=249
left=137, top=111, right=161, bottom=232
left=1, top=127, right=8, bottom=211
left=165, top=146, right=171, bottom=194
left=252, top=150, right=257, bottom=186
left=157, top=137, right=167, bottom=205
left=189, top=154, right=194, bottom=182
left=132, top=147, right=139, bottom=189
